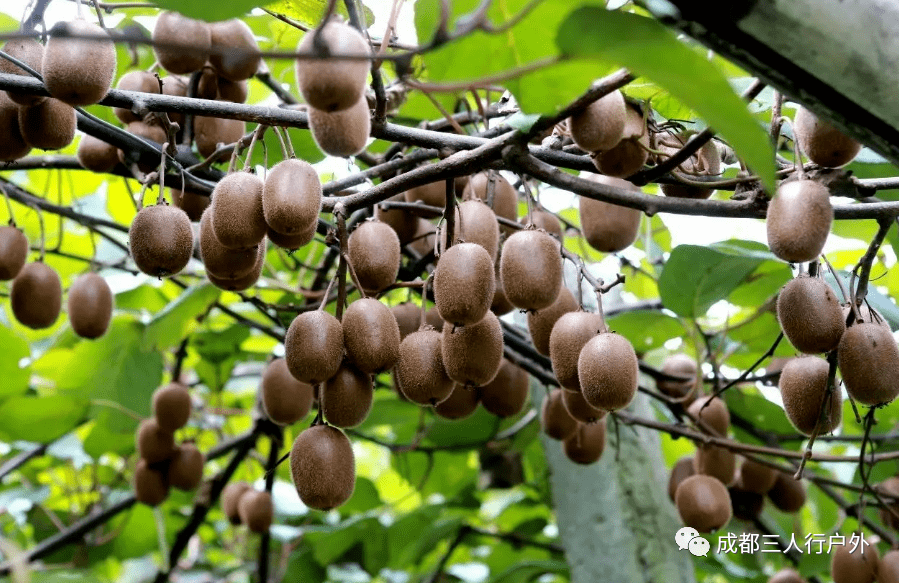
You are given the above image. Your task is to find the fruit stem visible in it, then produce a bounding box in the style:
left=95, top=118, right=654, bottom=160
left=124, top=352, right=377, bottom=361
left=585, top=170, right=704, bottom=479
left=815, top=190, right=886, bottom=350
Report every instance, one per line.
left=334, top=205, right=349, bottom=319
left=442, top=177, right=455, bottom=252
left=0, top=182, right=16, bottom=226
left=241, top=125, right=268, bottom=171
left=853, top=216, right=893, bottom=311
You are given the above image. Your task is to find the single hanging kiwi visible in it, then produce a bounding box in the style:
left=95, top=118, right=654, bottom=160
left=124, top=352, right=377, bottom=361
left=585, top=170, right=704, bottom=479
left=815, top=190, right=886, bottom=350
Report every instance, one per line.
left=767, top=471, right=806, bottom=513
left=404, top=176, right=446, bottom=207
left=479, top=359, right=529, bottom=417
left=548, top=310, right=605, bottom=391
left=153, top=11, right=211, bottom=74
left=541, top=388, right=578, bottom=440
left=658, top=133, right=721, bottom=199
left=462, top=172, right=519, bottom=230
left=579, top=174, right=643, bottom=253
left=222, top=481, right=251, bottom=524
left=395, top=328, right=455, bottom=405
left=194, top=116, right=246, bottom=158
left=170, top=188, right=210, bottom=222
left=831, top=541, right=878, bottom=583
left=10, top=261, right=62, bottom=329
left=260, top=357, right=314, bottom=425
left=321, top=361, right=373, bottom=428
left=686, top=396, right=730, bottom=436
left=77, top=134, right=120, bottom=173
left=658, top=353, right=698, bottom=400
left=776, top=275, right=845, bottom=353
left=528, top=286, right=578, bottom=356
left=766, top=179, right=832, bottom=263
left=433, top=242, right=495, bottom=326
left=262, top=158, right=322, bottom=236
left=838, top=322, right=899, bottom=405
left=592, top=102, right=650, bottom=178
left=342, top=298, right=401, bottom=374
left=294, top=20, right=371, bottom=112
left=578, top=332, right=639, bottom=411
left=347, top=220, right=401, bottom=293
left=290, top=425, right=356, bottom=510
left=562, top=389, right=605, bottom=424
left=135, top=418, right=175, bottom=464
left=267, top=221, right=317, bottom=251
left=210, top=172, right=267, bottom=250
left=693, top=445, right=736, bottom=486
left=668, top=456, right=696, bottom=501
left=0, top=225, right=28, bottom=280
left=18, top=98, right=77, bottom=150
left=376, top=194, right=418, bottom=244
left=42, top=19, right=116, bottom=106
left=0, top=39, right=46, bottom=106
left=500, top=229, right=563, bottom=311
left=0, top=92, right=30, bottom=162
left=308, top=97, right=371, bottom=157
left=734, top=458, right=777, bottom=495
left=67, top=272, right=113, bottom=339
left=284, top=310, right=344, bottom=384
left=152, top=382, right=192, bottom=433
left=113, top=71, right=161, bottom=123
left=168, top=443, right=205, bottom=491
left=674, top=474, right=732, bottom=532
left=441, top=311, right=504, bottom=387
left=129, top=204, right=194, bottom=277
left=391, top=302, right=421, bottom=340
left=563, top=418, right=607, bottom=464
left=443, top=199, right=501, bottom=260
left=568, top=89, right=627, bottom=153
left=237, top=490, right=274, bottom=533
left=134, top=459, right=169, bottom=507
left=205, top=240, right=265, bottom=292
left=209, top=19, right=262, bottom=81
left=521, top=210, right=563, bottom=240
left=434, top=385, right=480, bottom=419
left=794, top=105, right=861, bottom=168
left=779, top=355, right=842, bottom=435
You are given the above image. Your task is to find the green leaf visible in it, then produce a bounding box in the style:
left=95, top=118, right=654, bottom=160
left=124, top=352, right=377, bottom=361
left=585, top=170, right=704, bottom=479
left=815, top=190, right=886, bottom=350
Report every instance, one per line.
left=491, top=559, right=569, bottom=583
left=0, top=395, right=88, bottom=443
left=267, top=0, right=375, bottom=28
left=0, top=325, right=31, bottom=398
left=555, top=7, right=776, bottom=192
left=143, top=283, right=220, bottom=351
left=606, top=310, right=686, bottom=352
left=151, top=0, right=271, bottom=21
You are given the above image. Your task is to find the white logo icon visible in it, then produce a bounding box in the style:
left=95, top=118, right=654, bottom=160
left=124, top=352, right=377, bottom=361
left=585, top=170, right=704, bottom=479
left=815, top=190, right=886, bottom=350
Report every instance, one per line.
left=689, top=536, right=710, bottom=557
left=675, top=527, right=709, bottom=556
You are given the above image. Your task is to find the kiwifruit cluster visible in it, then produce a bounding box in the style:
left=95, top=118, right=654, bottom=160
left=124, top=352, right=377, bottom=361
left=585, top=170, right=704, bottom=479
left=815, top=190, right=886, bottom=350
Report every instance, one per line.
left=434, top=384, right=481, bottom=420
left=776, top=275, right=844, bottom=353
left=290, top=424, right=356, bottom=510
left=794, top=106, right=861, bottom=168
left=462, top=172, right=519, bottom=231
left=592, top=102, right=651, bottom=178
left=10, top=260, right=62, bottom=329
left=499, top=228, right=562, bottom=311
left=563, top=418, right=607, bottom=465
left=540, top=387, right=608, bottom=465
left=657, top=132, right=721, bottom=199
left=67, top=272, right=113, bottom=339
left=129, top=202, right=194, bottom=277
left=221, top=480, right=274, bottom=533
left=579, top=173, right=643, bottom=253
left=831, top=541, right=878, bottom=583
left=43, top=19, right=116, bottom=106
left=568, top=89, right=627, bottom=154
left=262, top=158, right=322, bottom=250
left=548, top=310, right=605, bottom=391
left=766, top=179, right=832, bottom=262
left=347, top=220, right=401, bottom=292
left=260, top=358, right=315, bottom=426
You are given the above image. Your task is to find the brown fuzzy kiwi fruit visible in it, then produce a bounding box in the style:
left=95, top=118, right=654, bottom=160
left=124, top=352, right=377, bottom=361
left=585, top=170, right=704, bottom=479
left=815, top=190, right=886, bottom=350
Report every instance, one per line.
left=195, top=67, right=219, bottom=101
left=838, top=322, right=899, bottom=405
left=347, top=220, right=401, bottom=293
left=435, top=385, right=480, bottom=419
left=844, top=303, right=890, bottom=330
left=194, top=116, right=246, bottom=158
left=134, top=458, right=169, bottom=506
left=290, top=424, right=356, bottom=510
left=674, top=474, right=732, bottom=532
left=579, top=174, right=643, bottom=253
left=0, top=39, right=46, bottom=106
left=129, top=204, right=194, bottom=277
left=433, top=242, right=495, bottom=326
left=136, top=418, right=175, bottom=464
left=217, top=77, right=248, bottom=103
left=541, top=388, right=578, bottom=440
left=10, top=262, right=62, bottom=329
left=404, top=177, right=446, bottom=207
left=210, top=172, right=266, bottom=250
left=43, top=19, right=116, bottom=106
left=528, top=286, right=577, bottom=356
left=168, top=443, right=205, bottom=491
left=153, top=12, right=210, bottom=74
left=376, top=195, right=418, bottom=244
left=462, top=172, right=518, bottom=230
left=592, top=102, right=650, bottom=178
left=426, top=306, right=445, bottom=331
left=77, top=134, right=120, bottom=173
left=408, top=219, right=437, bottom=259
left=222, top=481, right=251, bottom=524
left=491, top=268, right=515, bottom=316
left=549, top=310, right=605, bottom=391
left=568, top=89, right=626, bottom=153
left=152, top=382, right=192, bottom=433
left=67, top=272, right=113, bottom=339
left=118, top=121, right=167, bottom=173
left=578, top=332, right=639, bottom=411
left=396, top=328, right=455, bottom=405
left=342, top=298, right=401, bottom=373
left=205, top=237, right=265, bottom=291
left=441, top=311, right=504, bottom=387
left=766, top=179, right=832, bottom=263
left=658, top=353, right=697, bottom=399
left=521, top=210, right=563, bottom=240
left=880, top=550, right=899, bottom=583
left=0, top=226, right=28, bottom=280
left=267, top=222, right=316, bottom=251
left=562, top=389, right=605, bottom=424
left=767, top=471, right=806, bottom=513
left=209, top=19, right=261, bottom=81
left=794, top=106, right=861, bottom=168
left=321, top=362, right=373, bottom=428
left=768, top=569, right=806, bottom=583
left=658, top=133, right=721, bottom=199
left=831, top=541, right=878, bottom=583
left=160, top=75, right=188, bottom=127
left=729, top=486, right=765, bottom=521
left=308, top=97, right=371, bottom=157
left=687, top=396, right=730, bottom=436
left=113, top=71, right=161, bottom=123
left=500, top=229, right=562, bottom=311
left=668, top=456, right=696, bottom=501
left=284, top=310, right=344, bottom=384
left=693, top=445, right=736, bottom=486
left=735, top=458, right=777, bottom=495
left=0, top=93, right=30, bottom=162
left=171, top=188, right=210, bottom=222
left=776, top=276, right=845, bottom=353
left=18, top=98, right=77, bottom=150
left=479, top=359, right=529, bottom=417
left=779, top=356, right=842, bottom=435
left=295, top=20, right=371, bottom=112
left=563, top=419, right=607, bottom=464
left=261, top=358, right=314, bottom=425
left=237, top=490, right=274, bottom=533
left=391, top=302, right=421, bottom=340
left=444, top=200, right=501, bottom=261
left=262, top=158, right=322, bottom=236
left=876, top=477, right=899, bottom=530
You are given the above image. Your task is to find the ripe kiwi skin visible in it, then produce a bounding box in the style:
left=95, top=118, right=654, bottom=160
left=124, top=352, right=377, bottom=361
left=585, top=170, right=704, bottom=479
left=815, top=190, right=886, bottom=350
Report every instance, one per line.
left=396, top=328, right=455, bottom=405
left=668, top=456, right=696, bottom=502
left=19, top=98, right=77, bottom=150
left=500, top=229, right=563, bottom=311
left=209, top=19, right=262, bottom=82
left=693, top=445, right=736, bottom=486
left=285, top=310, right=344, bottom=384
left=11, top=262, right=62, bottom=329
left=376, top=195, right=418, bottom=244
left=779, top=356, right=842, bottom=435
left=548, top=310, right=605, bottom=391
left=290, top=425, right=356, bottom=510
left=267, top=222, right=316, bottom=251
left=462, top=172, right=519, bottom=228
left=404, top=178, right=446, bottom=208
left=563, top=419, right=607, bottom=464
left=491, top=271, right=515, bottom=316
left=68, top=272, right=113, bottom=339
left=408, top=219, right=437, bottom=259
left=441, top=311, right=504, bottom=387
left=77, top=134, right=120, bottom=173
left=347, top=220, right=401, bottom=293
left=0, top=226, right=29, bottom=280
left=541, top=388, right=578, bottom=441
left=0, top=92, right=31, bottom=161
left=152, top=382, right=192, bottom=433
left=114, top=71, right=161, bottom=123
left=528, top=286, right=577, bottom=356
left=735, top=458, right=777, bottom=495
left=794, top=106, right=861, bottom=168
left=479, top=359, right=529, bottom=417
left=205, top=240, right=265, bottom=291
left=168, top=443, right=205, bottom=491
left=658, top=133, right=721, bottom=199
left=222, top=481, right=251, bottom=524
left=210, top=172, right=267, bottom=250
left=134, top=458, right=169, bottom=506
left=674, top=474, right=732, bottom=532
left=261, top=358, right=314, bottom=425
left=434, top=385, right=480, bottom=419
left=830, top=541, right=878, bottom=583
left=767, top=471, right=806, bottom=513
left=262, top=158, right=322, bottom=236
left=838, top=322, right=899, bottom=406
left=876, top=477, right=899, bottom=530
left=321, top=362, right=374, bottom=428
left=578, top=332, right=639, bottom=411
left=766, top=179, right=832, bottom=263
left=767, top=569, right=806, bottom=583
left=129, top=204, right=194, bottom=277
left=562, top=389, right=605, bottom=424
left=153, top=12, right=211, bottom=74
left=308, top=97, right=371, bottom=157
left=658, top=353, right=697, bottom=399
left=521, top=210, right=563, bottom=240
left=433, top=242, right=496, bottom=326
left=199, top=208, right=260, bottom=279
left=445, top=200, right=501, bottom=261
left=880, top=550, right=899, bottom=583
left=0, top=39, right=46, bottom=106
left=43, top=20, right=117, bottom=106
left=687, top=396, right=729, bottom=436
left=295, top=21, right=371, bottom=112
left=391, top=302, right=421, bottom=340
left=729, top=486, right=765, bottom=521
left=136, top=418, right=175, bottom=464
left=580, top=174, right=642, bottom=253
left=342, top=298, right=401, bottom=373
left=592, top=102, right=650, bottom=178
left=568, top=89, right=626, bottom=153
left=238, top=490, right=274, bottom=533
left=194, top=116, right=246, bottom=158
left=118, top=121, right=167, bottom=173
left=776, top=276, right=845, bottom=353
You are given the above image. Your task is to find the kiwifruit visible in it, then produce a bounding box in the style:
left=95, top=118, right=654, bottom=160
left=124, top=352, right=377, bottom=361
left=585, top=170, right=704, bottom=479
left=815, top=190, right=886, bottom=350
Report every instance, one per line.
left=194, top=116, right=246, bottom=158
left=167, top=443, right=205, bottom=491
left=434, top=385, right=480, bottom=419
left=208, top=19, right=261, bottom=81
left=290, top=424, right=356, bottom=510
left=0, top=39, right=46, bottom=106
left=284, top=310, right=344, bottom=384
left=548, top=310, right=605, bottom=391
left=376, top=194, right=418, bottom=244
left=880, top=550, right=899, bottom=583
left=237, top=490, right=274, bottom=533
left=18, top=98, right=77, bottom=150
left=308, top=97, right=371, bottom=157
left=479, top=359, right=529, bottom=417
left=267, top=222, right=316, bottom=251
left=10, top=261, right=62, bottom=329
left=134, top=458, right=169, bottom=506
left=521, top=210, right=563, bottom=240
left=153, top=12, right=210, bottom=74
left=43, top=19, right=116, bottom=106
left=426, top=306, right=445, bottom=332
left=0, top=226, right=28, bottom=280
left=0, top=92, right=30, bottom=161
left=261, top=357, right=314, bottom=425
left=217, top=77, right=248, bottom=103
left=668, top=456, right=696, bottom=501
left=728, top=485, right=764, bottom=521
left=205, top=239, right=264, bottom=291
left=170, top=188, right=210, bottom=222
left=658, top=353, right=697, bottom=399
left=658, top=133, right=721, bottom=199
left=160, top=75, right=188, bottom=127
left=767, top=471, right=806, bottom=513
left=844, top=303, right=890, bottom=330
left=222, top=481, right=251, bottom=524
left=568, top=89, right=626, bottom=153
left=838, top=322, right=899, bottom=405
left=528, top=287, right=577, bottom=356
left=347, top=220, right=401, bottom=293
left=563, top=419, right=607, bottom=465
left=129, top=204, right=193, bottom=277
left=136, top=418, right=175, bottom=464
left=578, top=332, right=639, bottom=411
left=686, top=396, right=729, bottom=436
left=321, top=362, right=373, bottom=428
left=343, top=299, right=400, bottom=374
left=579, top=174, right=642, bottom=253
left=294, top=20, right=371, bottom=112
left=433, top=242, right=495, bottom=326
left=67, top=272, right=113, bottom=339
left=766, top=179, right=832, bottom=263
left=152, top=382, right=192, bottom=432
left=395, top=328, right=455, bottom=405
left=209, top=172, right=266, bottom=250
left=444, top=199, right=501, bottom=260
left=462, top=172, right=519, bottom=229
left=831, top=541, right=878, bottom=583
left=262, top=158, right=322, bottom=236
left=441, top=311, right=504, bottom=387
left=391, top=302, right=421, bottom=340
left=674, top=474, right=732, bottom=532
left=77, top=134, right=120, bottom=172
left=693, top=445, right=736, bottom=486
left=794, top=105, right=861, bottom=168
left=114, top=71, right=161, bottom=123
left=491, top=268, right=515, bottom=316
left=408, top=219, right=437, bottom=259
left=779, top=355, right=842, bottom=435
left=768, top=569, right=806, bottom=583
left=876, top=477, right=899, bottom=530
left=735, top=458, right=777, bottom=495
left=562, top=389, right=605, bottom=424
left=777, top=276, right=844, bottom=353
left=404, top=177, right=446, bottom=207
left=195, top=66, right=220, bottom=100
left=500, top=229, right=562, bottom=311
left=541, top=388, right=578, bottom=440
left=592, top=102, right=650, bottom=178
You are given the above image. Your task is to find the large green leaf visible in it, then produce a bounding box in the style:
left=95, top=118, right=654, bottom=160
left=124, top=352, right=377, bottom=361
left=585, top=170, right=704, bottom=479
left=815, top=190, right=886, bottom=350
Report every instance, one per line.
left=606, top=310, right=686, bottom=352
left=555, top=7, right=776, bottom=192
left=0, top=395, right=88, bottom=443
left=0, top=325, right=30, bottom=398
left=143, top=283, right=220, bottom=351
left=151, top=0, right=273, bottom=21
